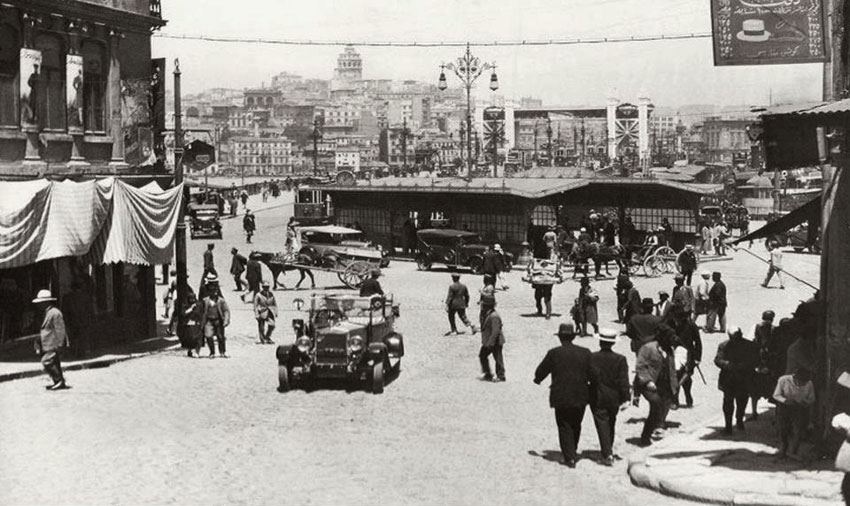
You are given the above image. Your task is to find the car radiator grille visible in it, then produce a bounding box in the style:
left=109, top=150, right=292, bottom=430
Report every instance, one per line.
left=315, top=333, right=348, bottom=364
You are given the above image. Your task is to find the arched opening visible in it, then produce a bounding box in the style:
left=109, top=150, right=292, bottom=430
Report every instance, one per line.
left=0, top=23, right=19, bottom=126
left=34, top=33, right=65, bottom=130
left=81, top=40, right=106, bottom=132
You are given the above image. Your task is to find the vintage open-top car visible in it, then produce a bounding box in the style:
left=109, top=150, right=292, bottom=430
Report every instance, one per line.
left=415, top=228, right=513, bottom=273
left=296, top=225, right=389, bottom=268
left=188, top=203, right=222, bottom=239
left=276, top=293, right=404, bottom=394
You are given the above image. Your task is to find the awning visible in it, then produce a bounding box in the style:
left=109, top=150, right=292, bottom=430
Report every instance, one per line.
left=732, top=196, right=821, bottom=244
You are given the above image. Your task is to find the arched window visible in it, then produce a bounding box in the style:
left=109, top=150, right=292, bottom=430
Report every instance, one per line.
left=246, top=97, right=254, bottom=106
left=81, top=40, right=106, bottom=132
left=265, top=96, right=273, bottom=106
left=0, top=24, right=19, bottom=126
left=34, top=33, right=65, bottom=130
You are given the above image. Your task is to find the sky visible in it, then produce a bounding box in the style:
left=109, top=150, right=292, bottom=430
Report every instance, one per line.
left=152, top=0, right=824, bottom=107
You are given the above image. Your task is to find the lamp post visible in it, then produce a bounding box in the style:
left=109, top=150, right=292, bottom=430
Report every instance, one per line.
left=311, top=116, right=323, bottom=177
left=438, top=43, right=498, bottom=181
left=172, top=59, right=188, bottom=347
left=546, top=117, right=553, bottom=167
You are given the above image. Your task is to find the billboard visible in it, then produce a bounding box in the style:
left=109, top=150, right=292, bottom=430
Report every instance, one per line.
left=711, top=0, right=827, bottom=66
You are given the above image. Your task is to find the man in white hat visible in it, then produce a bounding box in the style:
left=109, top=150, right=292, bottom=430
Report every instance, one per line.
left=253, top=281, right=277, bottom=344
left=32, top=290, right=69, bottom=390
left=589, top=329, right=630, bottom=465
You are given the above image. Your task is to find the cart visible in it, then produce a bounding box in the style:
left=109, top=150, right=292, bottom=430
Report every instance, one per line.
left=263, top=251, right=374, bottom=290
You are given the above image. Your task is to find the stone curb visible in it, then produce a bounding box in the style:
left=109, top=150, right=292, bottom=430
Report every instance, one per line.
left=0, top=344, right=180, bottom=384
left=627, top=424, right=841, bottom=506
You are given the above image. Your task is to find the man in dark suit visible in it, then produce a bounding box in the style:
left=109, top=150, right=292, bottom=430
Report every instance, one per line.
left=230, top=248, right=247, bottom=291
left=590, top=329, right=631, bottom=465
left=359, top=269, right=384, bottom=297
left=479, top=296, right=505, bottom=382
left=445, top=273, right=477, bottom=335
left=623, top=280, right=642, bottom=324
left=242, top=253, right=263, bottom=303
left=481, top=245, right=504, bottom=286
left=534, top=323, right=595, bottom=468
left=626, top=298, right=661, bottom=355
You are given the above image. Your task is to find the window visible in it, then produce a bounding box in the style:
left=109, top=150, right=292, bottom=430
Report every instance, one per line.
left=81, top=40, right=106, bottom=132
left=0, top=24, right=19, bottom=126
left=34, top=33, right=66, bottom=130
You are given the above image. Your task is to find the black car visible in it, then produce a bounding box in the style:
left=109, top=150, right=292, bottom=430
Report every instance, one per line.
left=415, top=228, right=513, bottom=273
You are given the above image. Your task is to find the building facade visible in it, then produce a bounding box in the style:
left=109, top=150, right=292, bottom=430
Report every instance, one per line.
left=0, top=0, right=167, bottom=360
left=703, top=118, right=753, bottom=165
left=229, top=136, right=294, bottom=176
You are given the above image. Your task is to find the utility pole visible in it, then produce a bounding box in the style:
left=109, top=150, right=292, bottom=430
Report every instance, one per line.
left=311, top=116, right=322, bottom=177
left=172, top=59, right=188, bottom=347
left=546, top=117, right=553, bottom=167
left=400, top=118, right=409, bottom=173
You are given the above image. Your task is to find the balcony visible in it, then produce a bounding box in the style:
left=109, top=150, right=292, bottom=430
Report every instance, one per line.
left=77, top=0, right=162, bottom=18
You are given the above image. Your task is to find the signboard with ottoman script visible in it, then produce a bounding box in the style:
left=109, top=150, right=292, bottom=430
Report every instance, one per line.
left=710, top=0, right=828, bottom=66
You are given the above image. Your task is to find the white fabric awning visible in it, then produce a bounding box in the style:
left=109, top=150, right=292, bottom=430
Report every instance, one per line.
left=0, top=178, right=183, bottom=269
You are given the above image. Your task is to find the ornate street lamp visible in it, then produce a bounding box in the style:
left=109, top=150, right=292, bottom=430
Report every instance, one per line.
left=438, top=43, right=498, bottom=181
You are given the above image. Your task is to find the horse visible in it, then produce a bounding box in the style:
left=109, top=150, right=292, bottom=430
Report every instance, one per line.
left=252, top=251, right=315, bottom=290
left=567, top=242, right=628, bottom=279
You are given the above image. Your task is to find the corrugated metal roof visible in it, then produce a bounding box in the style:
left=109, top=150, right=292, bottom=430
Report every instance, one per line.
left=762, top=99, right=850, bottom=117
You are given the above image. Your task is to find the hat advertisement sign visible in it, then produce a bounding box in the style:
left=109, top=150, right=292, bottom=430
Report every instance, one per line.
left=737, top=19, right=771, bottom=43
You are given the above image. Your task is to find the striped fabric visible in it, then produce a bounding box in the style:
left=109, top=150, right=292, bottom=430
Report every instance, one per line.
left=0, top=178, right=183, bottom=269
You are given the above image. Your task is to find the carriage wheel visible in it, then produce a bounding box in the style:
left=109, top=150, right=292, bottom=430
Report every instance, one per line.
left=340, top=261, right=371, bottom=289
left=627, top=253, right=642, bottom=275
left=643, top=255, right=665, bottom=277
left=655, top=246, right=676, bottom=260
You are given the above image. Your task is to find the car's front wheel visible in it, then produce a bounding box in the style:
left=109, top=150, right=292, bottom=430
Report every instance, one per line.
left=278, top=365, right=291, bottom=392
left=372, top=361, right=384, bottom=394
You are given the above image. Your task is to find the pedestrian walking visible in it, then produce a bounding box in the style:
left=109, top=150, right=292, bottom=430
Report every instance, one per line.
left=543, top=226, right=558, bottom=260
left=578, top=277, right=599, bottom=336
left=671, top=308, right=702, bottom=408
left=242, top=252, right=263, bottom=303
left=655, top=291, right=672, bottom=322
left=243, top=210, right=256, bottom=243
left=714, top=326, right=757, bottom=434
left=240, top=189, right=248, bottom=207
left=183, top=292, right=204, bottom=358
left=635, top=324, right=678, bottom=446
left=200, top=276, right=230, bottom=358
left=761, top=240, right=786, bottom=289
left=478, top=297, right=505, bottom=382
left=253, top=281, right=277, bottom=344
left=626, top=298, right=660, bottom=355
left=533, top=282, right=554, bottom=320
left=671, top=274, right=695, bottom=320
left=445, top=273, right=477, bottom=335
left=700, top=222, right=711, bottom=255
left=677, top=245, right=698, bottom=285
left=750, top=310, right=778, bottom=420
left=32, top=290, right=69, bottom=390
left=202, top=243, right=216, bottom=284
left=590, top=329, right=630, bottom=465
left=705, top=271, right=727, bottom=333
left=359, top=269, right=384, bottom=297
left=534, top=323, right=594, bottom=468
left=482, top=245, right=504, bottom=288
left=230, top=248, right=247, bottom=291
left=694, top=270, right=711, bottom=325
left=773, top=367, right=815, bottom=459
left=615, top=271, right=631, bottom=323
left=478, top=277, right=496, bottom=329
left=623, top=279, right=642, bottom=324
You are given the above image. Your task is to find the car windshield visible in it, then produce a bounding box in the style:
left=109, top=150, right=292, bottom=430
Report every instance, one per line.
left=312, top=295, right=375, bottom=321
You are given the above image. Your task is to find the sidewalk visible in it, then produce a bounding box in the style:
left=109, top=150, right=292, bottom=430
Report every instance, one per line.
left=220, top=191, right=293, bottom=220
left=0, top=336, right=180, bottom=383
left=628, top=407, right=844, bottom=506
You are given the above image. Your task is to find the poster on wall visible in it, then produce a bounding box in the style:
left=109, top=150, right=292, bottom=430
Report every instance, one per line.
left=120, top=78, right=152, bottom=167
left=710, top=0, right=828, bottom=66
left=20, top=48, right=42, bottom=127
left=66, top=54, right=84, bottom=130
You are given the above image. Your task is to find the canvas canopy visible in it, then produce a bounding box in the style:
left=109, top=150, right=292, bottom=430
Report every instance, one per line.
left=0, top=177, right=183, bottom=269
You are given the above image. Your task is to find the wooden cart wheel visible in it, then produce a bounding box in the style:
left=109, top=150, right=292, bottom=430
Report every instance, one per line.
left=643, top=255, right=665, bottom=277
left=655, top=246, right=676, bottom=259
left=340, top=261, right=371, bottom=289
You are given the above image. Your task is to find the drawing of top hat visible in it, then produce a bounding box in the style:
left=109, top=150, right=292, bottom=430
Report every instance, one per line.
left=737, top=19, right=771, bottom=43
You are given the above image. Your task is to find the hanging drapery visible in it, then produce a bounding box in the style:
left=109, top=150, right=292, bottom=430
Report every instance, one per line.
left=0, top=177, right=182, bottom=269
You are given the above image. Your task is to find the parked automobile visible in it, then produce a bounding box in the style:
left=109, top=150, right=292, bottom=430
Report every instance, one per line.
left=770, top=223, right=821, bottom=253
left=276, top=293, right=404, bottom=394
left=295, top=225, right=389, bottom=268
left=415, top=228, right=514, bottom=273
left=188, top=203, right=221, bottom=239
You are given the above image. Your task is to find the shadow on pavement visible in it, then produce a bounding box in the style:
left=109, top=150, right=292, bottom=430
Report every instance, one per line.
left=528, top=449, right=563, bottom=465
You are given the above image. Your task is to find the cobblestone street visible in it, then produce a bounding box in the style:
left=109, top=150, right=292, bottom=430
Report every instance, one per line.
left=0, top=197, right=821, bottom=505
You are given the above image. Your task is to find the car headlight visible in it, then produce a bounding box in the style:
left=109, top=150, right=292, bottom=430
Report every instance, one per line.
left=376, top=244, right=384, bottom=251
left=348, top=336, right=364, bottom=353
left=296, top=336, right=311, bottom=354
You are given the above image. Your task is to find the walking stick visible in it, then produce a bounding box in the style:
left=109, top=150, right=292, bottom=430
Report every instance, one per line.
left=727, top=243, right=819, bottom=291
left=695, top=363, right=707, bottom=385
